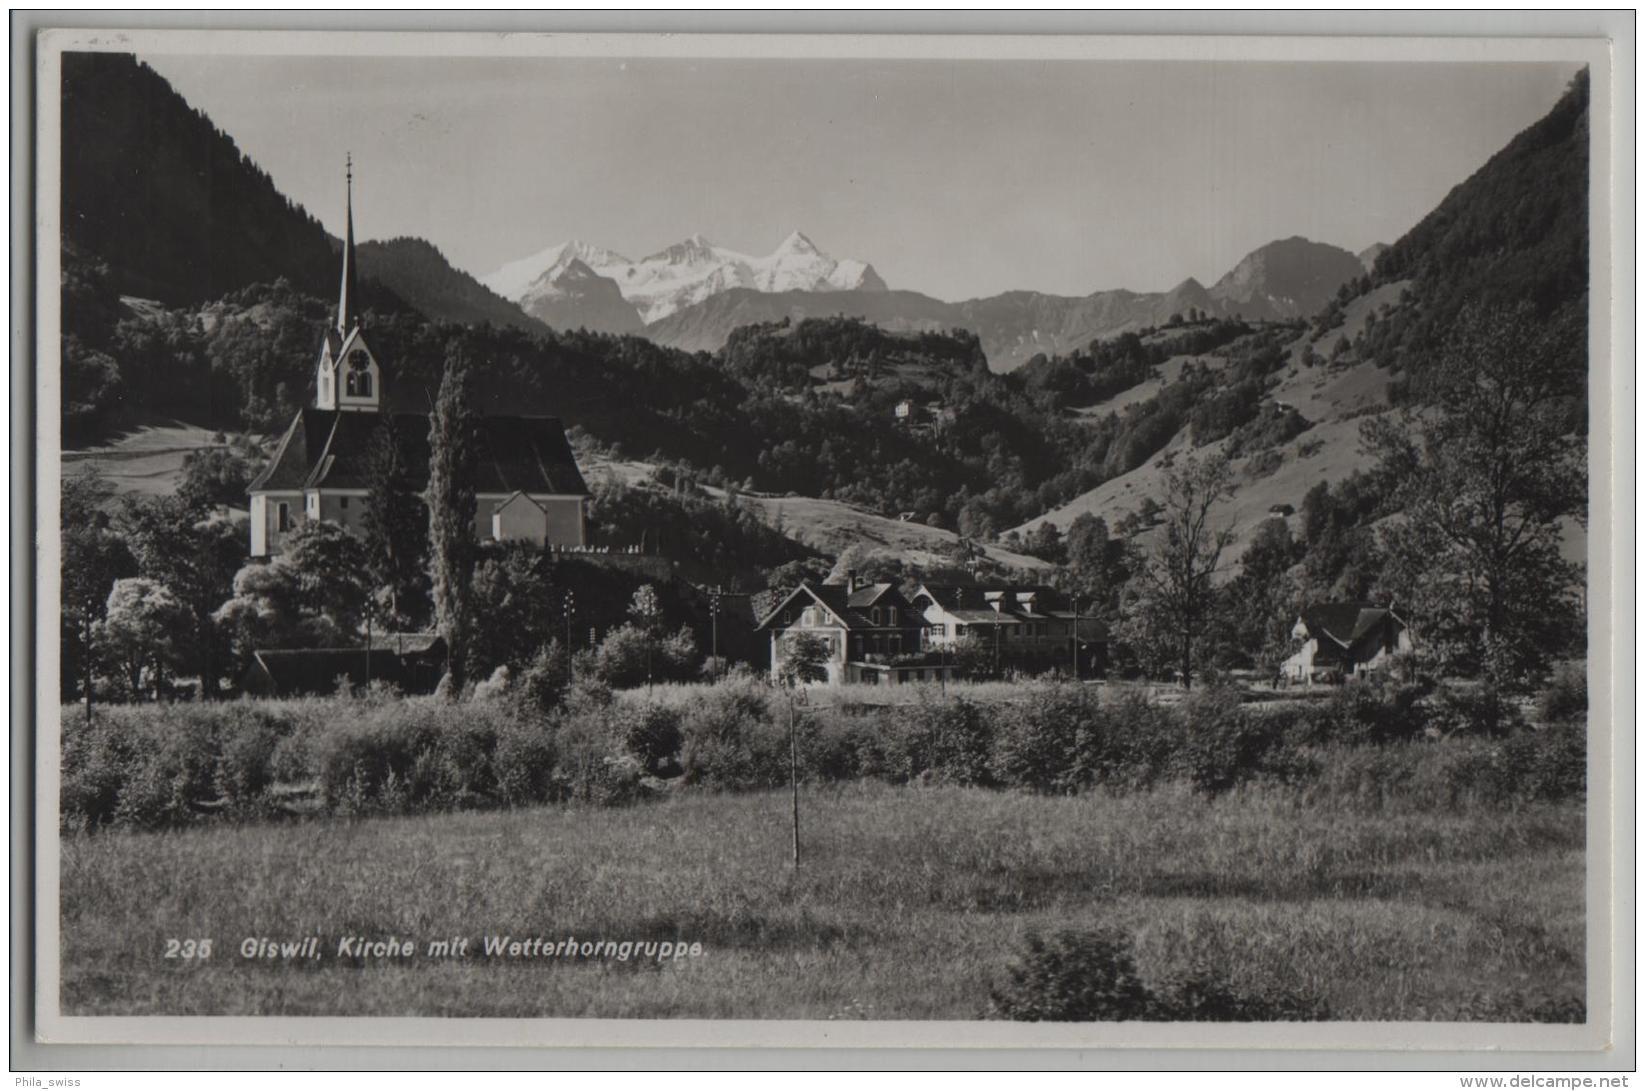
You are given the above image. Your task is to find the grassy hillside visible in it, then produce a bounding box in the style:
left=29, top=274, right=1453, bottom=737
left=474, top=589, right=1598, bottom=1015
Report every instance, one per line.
left=61, top=782, right=1583, bottom=1019
left=60, top=416, right=241, bottom=504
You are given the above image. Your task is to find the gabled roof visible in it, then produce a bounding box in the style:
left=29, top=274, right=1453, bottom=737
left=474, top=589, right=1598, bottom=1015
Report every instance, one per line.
left=755, top=582, right=915, bottom=632
left=248, top=409, right=591, bottom=497
left=492, top=489, right=546, bottom=515
left=244, top=647, right=435, bottom=697
left=1298, top=603, right=1405, bottom=649
left=913, top=582, right=1069, bottom=613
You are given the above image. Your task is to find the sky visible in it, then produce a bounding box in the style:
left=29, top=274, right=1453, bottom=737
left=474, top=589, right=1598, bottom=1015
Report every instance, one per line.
left=141, top=53, right=1580, bottom=301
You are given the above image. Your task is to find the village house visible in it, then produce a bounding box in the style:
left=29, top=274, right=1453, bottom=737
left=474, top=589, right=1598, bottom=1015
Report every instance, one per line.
left=1280, top=602, right=1412, bottom=684
left=909, top=583, right=1108, bottom=676
left=246, top=164, right=590, bottom=557
left=239, top=633, right=448, bottom=698
left=755, top=576, right=958, bottom=686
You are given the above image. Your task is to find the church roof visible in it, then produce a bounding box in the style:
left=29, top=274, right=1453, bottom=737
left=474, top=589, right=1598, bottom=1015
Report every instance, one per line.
left=248, top=409, right=590, bottom=497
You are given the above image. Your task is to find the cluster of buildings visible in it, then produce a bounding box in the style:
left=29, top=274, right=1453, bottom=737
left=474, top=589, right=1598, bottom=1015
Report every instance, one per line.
left=755, top=576, right=1108, bottom=686
left=241, top=167, right=1411, bottom=696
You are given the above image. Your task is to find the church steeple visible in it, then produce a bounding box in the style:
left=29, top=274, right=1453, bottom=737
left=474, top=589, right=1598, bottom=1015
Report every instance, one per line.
left=337, top=154, right=357, bottom=336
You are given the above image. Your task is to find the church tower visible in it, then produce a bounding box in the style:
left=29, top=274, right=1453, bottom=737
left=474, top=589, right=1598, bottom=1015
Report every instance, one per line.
left=315, top=155, right=381, bottom=412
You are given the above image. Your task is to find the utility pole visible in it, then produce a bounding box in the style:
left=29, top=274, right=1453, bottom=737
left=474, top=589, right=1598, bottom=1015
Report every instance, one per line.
left=563, top=589, right=576, bottom=683
left=710, top=586, right=721, bottom=680
left=1071, top=596, right=1080, bottom=681
left=364, top=591, right=373, bottom=694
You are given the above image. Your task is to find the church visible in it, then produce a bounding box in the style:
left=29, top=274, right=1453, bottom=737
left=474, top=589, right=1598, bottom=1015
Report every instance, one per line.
left=247, top=165, right=591, bottom=557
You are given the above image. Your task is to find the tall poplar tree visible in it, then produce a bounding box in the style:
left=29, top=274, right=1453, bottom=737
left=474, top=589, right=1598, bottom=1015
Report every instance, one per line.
left=363, top=413, right=428, bottom=626
left=427, top=346, right=479, bottom=695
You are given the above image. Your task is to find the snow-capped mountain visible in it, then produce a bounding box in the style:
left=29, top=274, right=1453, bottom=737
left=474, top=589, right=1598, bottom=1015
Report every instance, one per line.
left=517, top=255, right=643, bottom=335
left=481, top=231, right=887, bottom=326
left=482, top=240, right=634, bottom=305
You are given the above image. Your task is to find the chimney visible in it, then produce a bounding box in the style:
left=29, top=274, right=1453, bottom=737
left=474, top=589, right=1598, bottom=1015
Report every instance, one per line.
left=846, top=569, right=858, bottom=593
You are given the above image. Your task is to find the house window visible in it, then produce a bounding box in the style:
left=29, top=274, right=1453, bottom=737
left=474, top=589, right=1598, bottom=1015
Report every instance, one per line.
left=870, top=607, right=880, bottom=625
left=340, top=497, right=350, bottom=509
left=783, top=610, right=793, bottom=625
left=277, top=502, right=291, bottom=532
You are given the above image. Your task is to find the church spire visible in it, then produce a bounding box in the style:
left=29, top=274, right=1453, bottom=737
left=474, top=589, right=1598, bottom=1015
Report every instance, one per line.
left=337, top=154, right=357, bottom=336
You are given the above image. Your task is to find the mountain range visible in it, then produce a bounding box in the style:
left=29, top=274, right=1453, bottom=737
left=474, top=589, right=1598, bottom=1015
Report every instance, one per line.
left=636, top=236, right=1369, bottom=370
left=481, top=231, right=1373, bottom=370
left=483, top=232, right=887, bottom=330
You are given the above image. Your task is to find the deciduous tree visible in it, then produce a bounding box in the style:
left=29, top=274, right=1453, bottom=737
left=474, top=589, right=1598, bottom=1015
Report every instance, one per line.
left=1128, top=453, right=1235, bottom=689
left=1364, top=302, right=1585, bottom=691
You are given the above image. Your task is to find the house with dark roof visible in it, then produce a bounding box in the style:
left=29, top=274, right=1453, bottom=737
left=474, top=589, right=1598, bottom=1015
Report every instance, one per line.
left=1280, top=602, right=1412, bottom=683
left=239, top=634, right=448, bottom=697
left=909, top=582, right=1108, bottom=676
left=754, top=576, right=957, bottom=686
left=247, top=165, right=590, bottom=557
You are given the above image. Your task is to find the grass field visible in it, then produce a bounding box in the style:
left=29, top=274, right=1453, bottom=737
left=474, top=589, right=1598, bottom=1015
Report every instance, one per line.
left=60, top=782, right=1584, bottom=1020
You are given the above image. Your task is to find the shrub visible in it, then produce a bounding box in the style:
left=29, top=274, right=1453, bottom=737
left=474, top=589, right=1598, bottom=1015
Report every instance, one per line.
left=991, top=928, right=1332, bottom=1022
left=1179, top=683, right=1313, bottom=795
left=518, top=641, right=572, bottom=713
left=896, top=696, right=996, bottom=787
left=990, top=928, right=1156, bottom=1021
left=472, top=666, right=512, bottom=702
left=991, top=684, right=1097, bottom=794
left=1536, top=663, right=1587, bottom=725
left=1093, top=689, right=1182, bottom=789
left=619, top=702, right=684, bottom=776
left=550, top=700, right=642, bottom=806
left=1426, top=684, right=1524, bottom=738
left=678, top=677, right=788, bottom=791
left=492, top=715, right=558, bottom=805
left=1152, top=961, right=1332, bottom=1021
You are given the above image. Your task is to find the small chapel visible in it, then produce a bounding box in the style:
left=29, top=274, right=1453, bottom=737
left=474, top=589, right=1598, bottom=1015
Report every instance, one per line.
left=246, top=162, right=590, bottom=557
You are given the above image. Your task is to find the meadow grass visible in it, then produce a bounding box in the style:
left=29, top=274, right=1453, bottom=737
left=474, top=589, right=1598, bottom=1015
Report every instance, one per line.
left=60, top=781, right=1584, bottom=1020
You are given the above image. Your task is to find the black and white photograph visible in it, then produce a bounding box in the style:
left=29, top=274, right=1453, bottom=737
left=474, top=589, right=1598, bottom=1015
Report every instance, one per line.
left=26, top=23, right=1628, bottom=1057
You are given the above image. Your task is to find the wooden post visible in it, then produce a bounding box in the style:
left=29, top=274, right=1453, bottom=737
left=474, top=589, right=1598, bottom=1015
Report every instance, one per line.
left=789, top=695, right=800, bottom=869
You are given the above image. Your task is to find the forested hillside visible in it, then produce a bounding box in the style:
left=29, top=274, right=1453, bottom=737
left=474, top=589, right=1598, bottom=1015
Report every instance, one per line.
left=60, top=53, right=337, bottom=305
left=1343, top=69, right=1589, bottom=380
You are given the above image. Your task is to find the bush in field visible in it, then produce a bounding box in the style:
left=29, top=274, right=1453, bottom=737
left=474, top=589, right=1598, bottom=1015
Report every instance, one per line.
left=1181, top=683, right=1274, bottom=795
left=209, top=703, right=284, bottom=810
left=61, top=703, right=286, bottom=830
left=1095, top=689, right=1182, bottom=789
left=1490, top=722, right=1585, bottom=804
left=677, top=675, right=787, bottom=790
left=990, top=928, right=1156, bottom=1021
left=1425, top=684, right=1525, bottom=738
left=492, top=714, right=557, bottom=806
left=518, top=640, right=572, bottom=713
left=1151, top=962, right=1332, bottom=1022
left=1536, top=663, right=1587, bottom=725
left=311, top=699, right=514, bottom=814
left=472, top=666, right=511, bottom=702
left=990, top=928, right=1332, bottom=1022
left=618, top=702, right=684, bottom=776
left=549, top=682, right=643, bottom=805
left=991, top=684, right=1098, bottom=794
left=895, top=696, right=996, bottom=787
left=1300, top=677, right=1429, bottom=746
